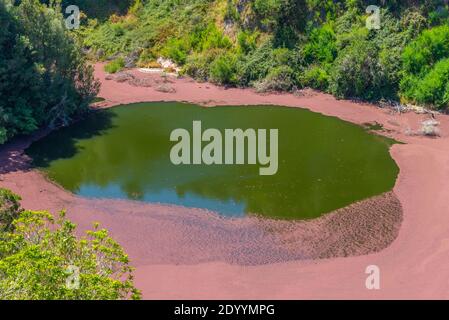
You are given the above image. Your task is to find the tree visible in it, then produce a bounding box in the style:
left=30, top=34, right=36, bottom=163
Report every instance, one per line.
left=0, top=0, right=99, bottom=144
left=0, top=189, right=141, bottom=300
left=0, top=189, right=23, bottom=233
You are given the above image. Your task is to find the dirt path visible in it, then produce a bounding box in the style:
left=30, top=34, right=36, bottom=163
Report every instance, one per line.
left=1, top=64, right=449, bottom=299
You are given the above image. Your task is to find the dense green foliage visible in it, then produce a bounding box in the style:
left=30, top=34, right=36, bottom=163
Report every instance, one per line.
left=0, top=189, right=22, bottom=233
left=0, top=188, right=140, bottom=300
left=78, top=0, right=449, bottom=109
left=40, top=0, right=133, bottom=20
left=0, top=0, right=99, bottom=144
left=2, top=0, right=445, bottom=144
left=400, top=25, right=449, bottom=109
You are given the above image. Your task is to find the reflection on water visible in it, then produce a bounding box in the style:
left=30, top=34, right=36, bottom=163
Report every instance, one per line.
left=78, top=184, right=246, bottom=217
left=26, top=102, right=399, bottom=219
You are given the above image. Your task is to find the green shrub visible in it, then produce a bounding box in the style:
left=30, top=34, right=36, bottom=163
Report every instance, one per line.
left=160, top=23, right=231, bottom=66
left=82, top=0, right=212, bottom=57
left=329, top=10, right=407, bottom=101
left=161, top=37, right=190, bottom=64
left=104, top=57, right=125, bottom=73
left=273, top=24, right=299, bottom=48
left=111, top=23, right=126, bottom=37
left=301, top=66, right=330, bottom=90
left=428, top=6, right=449, bottom=26
left=252, top=0, right=281, bottom=17
left=193, top=23, right=232, bottom=51
left=238, top=40, right=303, bottom=86
left=400, top=25, right=449, bottom=109
left=252, top=0, right=281, bottom=28
left=0, top=209, right=141, bottom=299
left=402, top=25, right=449, bottom=76
left=254, top=65, right=298, bottom=92
left=224, top=0, right=239, bottom=21
left=183, top=49, right=220, bottom=81
left=401, top=58, right=449, bottom=109
left=238, top=40, right=278, bottom=85
left=272, top=47, right=292, bottom=65
left=400, top=10, right=428, bottom=39
left=0, top=189, right=22, bottom=233
left=137, top=49, right=156, bottom=67
left=237, top=31, right=258, bottom=55
left=303, top=24, right=337, bottom=64
left=329, top=39, right=387, bottom=100
left=209, top=52, right=239, bottom=85
left=0, top=187, right=141, bottom=299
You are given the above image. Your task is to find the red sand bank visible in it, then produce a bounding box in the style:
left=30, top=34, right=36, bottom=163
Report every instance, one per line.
left=1, top=64, right=449, bottom=299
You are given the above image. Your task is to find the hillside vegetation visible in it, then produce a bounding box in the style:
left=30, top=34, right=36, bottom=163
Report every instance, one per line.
left=1, top=0, right=448, bottom=145
left=0, top=0, right=99, bottom=144
left=79, top=0, right=449, bottom=110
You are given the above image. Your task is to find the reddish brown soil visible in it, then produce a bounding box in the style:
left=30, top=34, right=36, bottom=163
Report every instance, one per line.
left=1, top=63, right=449, bottom=299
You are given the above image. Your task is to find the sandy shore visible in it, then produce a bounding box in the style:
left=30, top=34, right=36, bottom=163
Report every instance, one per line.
left=1, top=64, right=449, bottom=299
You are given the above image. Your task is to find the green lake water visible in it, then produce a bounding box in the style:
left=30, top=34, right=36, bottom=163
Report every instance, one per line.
left=26, top=102, right=399, bottom=219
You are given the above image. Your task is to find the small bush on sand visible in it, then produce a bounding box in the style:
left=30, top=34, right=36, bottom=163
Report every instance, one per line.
left=104, top=57, right=125, bottom=73
left=183, top=50, right=221, bottom=81
left=209, top=52, right=239, bottom=85
left=301, top=65, right=330, bottom=90
left=161, top=37, right=190, bottom=65
left=400, top=58, right=449, bottom=110
left=419, top=119, right=440, bottom=136
left=238, top=40, right=277, bottom=86
left=400, top=26, right=449, bottom=110
left=329, top=39, right=386, bottom=100
left=254, top=65, right=298, bottom=92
